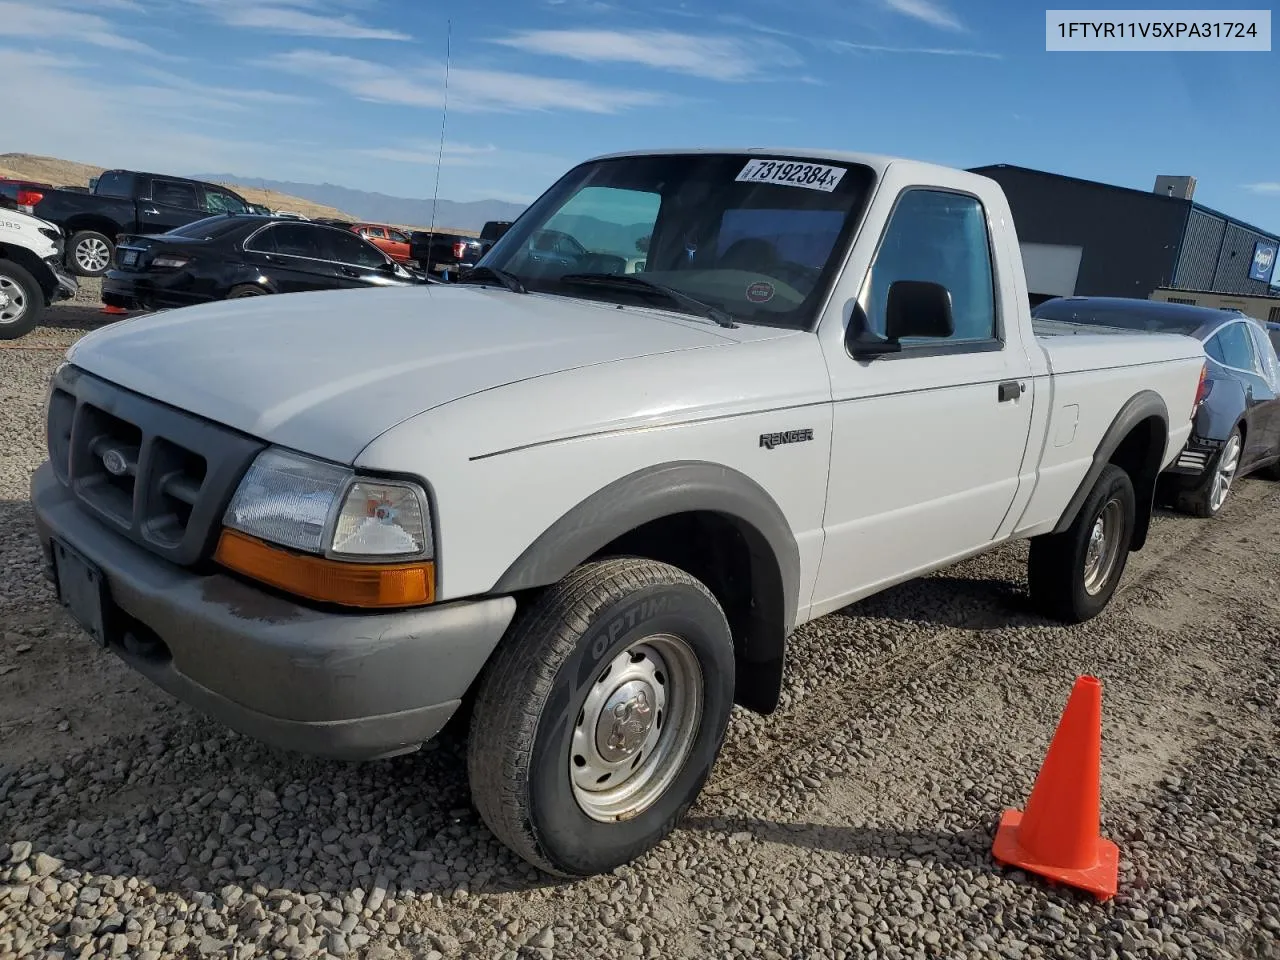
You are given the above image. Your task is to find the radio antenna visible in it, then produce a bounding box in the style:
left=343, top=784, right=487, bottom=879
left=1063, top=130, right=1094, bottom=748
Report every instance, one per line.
left=426, top=18, right=452, bottom=260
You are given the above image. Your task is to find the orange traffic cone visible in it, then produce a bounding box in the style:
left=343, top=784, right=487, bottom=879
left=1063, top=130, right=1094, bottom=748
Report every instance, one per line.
left=991, top=675, right=1119, bottom=900
left=101, top=304, right=129, bottom=316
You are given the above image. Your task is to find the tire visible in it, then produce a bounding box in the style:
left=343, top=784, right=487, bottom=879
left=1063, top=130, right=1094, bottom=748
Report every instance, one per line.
left=1175, top=428, right=1242, bottom=518
left=0, top=259, right=45, bottom=340
left=69, top=231, right=114, bottom=277
left=467, top=557, right=735, bottom=877
left=1028, top=463, right=1136, bottom=624
left=227, top=284, right=268, bottom=298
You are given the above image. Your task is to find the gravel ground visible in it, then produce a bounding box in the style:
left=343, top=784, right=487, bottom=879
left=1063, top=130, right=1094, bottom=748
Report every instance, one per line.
left=2, top=291, right=1278, bottom=960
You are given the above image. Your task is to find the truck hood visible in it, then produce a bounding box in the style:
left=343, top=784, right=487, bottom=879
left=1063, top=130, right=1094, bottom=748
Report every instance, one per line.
left=67, top=285, right=738, bottom=463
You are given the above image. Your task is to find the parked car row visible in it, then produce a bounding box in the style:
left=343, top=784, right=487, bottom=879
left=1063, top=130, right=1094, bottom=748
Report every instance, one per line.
left=29, top=146, right=1237, bottom=880
left=101, top=214, right=432, bottom=312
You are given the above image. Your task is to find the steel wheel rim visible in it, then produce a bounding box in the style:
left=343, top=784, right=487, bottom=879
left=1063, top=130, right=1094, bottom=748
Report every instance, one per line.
left=569, top=633, right=703, bottom=823
left=1083, top=498, right=1124, bottom=595
left=76, top=238, right=110, bottom=272
left=0, top=275, right=26, bottom=324
left=1208, top=434, right=1241, bottom=512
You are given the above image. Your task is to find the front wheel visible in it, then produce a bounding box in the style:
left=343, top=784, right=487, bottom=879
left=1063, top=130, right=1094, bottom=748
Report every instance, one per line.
left=1028, top=463, right=1136, bottom=623
left=467, top=558, right=735, bottom=877
left=226, top=284, right=268, bottom=299
left=0, top=259, right=45, bottom=340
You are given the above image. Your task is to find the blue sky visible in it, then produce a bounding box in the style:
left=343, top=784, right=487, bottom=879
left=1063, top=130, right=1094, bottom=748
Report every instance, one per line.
left=2, top=0, right=1277, bottom=225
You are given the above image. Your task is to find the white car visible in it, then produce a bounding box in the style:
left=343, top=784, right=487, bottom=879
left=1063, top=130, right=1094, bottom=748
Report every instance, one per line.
left=0, top=207, right=78, bottom=339
left=31, top=148, right=1206, bottom=877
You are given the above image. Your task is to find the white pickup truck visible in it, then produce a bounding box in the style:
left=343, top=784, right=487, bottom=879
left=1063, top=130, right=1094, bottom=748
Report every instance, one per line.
left=0, top=207, right=79, bottom=339
left=32, top=148, right=1205, bottom=877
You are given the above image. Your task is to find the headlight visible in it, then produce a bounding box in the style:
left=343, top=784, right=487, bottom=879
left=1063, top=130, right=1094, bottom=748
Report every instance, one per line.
left=217, top=447, right=435, bottom=608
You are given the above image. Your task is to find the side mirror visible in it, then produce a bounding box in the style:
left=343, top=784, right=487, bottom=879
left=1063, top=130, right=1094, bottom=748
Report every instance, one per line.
left=378, top=260, right=396, bottom=274
left=847, top=280, right=955, bottom=358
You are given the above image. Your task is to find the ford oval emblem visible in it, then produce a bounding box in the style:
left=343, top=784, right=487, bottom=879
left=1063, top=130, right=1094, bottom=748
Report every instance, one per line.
left=102, top=449, right=128, bottom=477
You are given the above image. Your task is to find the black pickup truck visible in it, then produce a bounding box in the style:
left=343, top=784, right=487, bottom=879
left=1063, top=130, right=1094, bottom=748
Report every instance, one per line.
left=408, top=219, right=514, bottom=274
left=31, top=170, right=254, bottom=277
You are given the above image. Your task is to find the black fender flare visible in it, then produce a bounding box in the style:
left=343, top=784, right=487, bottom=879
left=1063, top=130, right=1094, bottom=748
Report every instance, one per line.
left=491, top=461, right=801, bottom=712
left=1051, top=390, right=1169, bottom=549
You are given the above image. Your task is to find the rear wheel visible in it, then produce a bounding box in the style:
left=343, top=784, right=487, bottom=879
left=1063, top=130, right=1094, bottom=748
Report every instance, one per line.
left=467, top=557, right=735, bottom=877
left=0, top=259, right=44, bottom=340
left=1177, top=428, right=1241, bottom=518
left=1028, top=463, right=1136, bottom=623
left=69, top=231, right=114, bottom=277
left=227, top=284, right=268, bottom=299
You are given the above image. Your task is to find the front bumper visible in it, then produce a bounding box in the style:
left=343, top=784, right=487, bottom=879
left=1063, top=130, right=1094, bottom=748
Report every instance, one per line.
left=45, top=257, right=77, bottom=302
left=31, top=462, right=516, bottom=760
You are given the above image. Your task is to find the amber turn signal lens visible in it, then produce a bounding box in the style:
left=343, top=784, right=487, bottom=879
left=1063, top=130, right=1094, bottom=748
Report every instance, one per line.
left=214, top=529, right=435, bottom=608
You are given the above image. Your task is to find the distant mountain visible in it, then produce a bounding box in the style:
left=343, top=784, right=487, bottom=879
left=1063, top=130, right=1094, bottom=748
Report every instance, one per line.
left=192, top=174, right=527, bottom=233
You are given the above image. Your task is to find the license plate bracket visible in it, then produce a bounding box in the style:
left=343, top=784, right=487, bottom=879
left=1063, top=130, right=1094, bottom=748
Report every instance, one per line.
left=120, top=249, right=138, bottom=266
left=52, top=539, right=112, bottom=647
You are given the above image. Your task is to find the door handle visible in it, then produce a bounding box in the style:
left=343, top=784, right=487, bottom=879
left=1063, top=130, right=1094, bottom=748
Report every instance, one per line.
left=340, top=266, right=360, bottom=277
left=142, top=207, right=159, bottom=216
left=998, top=380, right=1024, bottom=402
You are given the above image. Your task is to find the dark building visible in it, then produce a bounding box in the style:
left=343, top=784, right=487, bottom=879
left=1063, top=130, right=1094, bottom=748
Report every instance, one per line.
left=969, top=164, right=1280, bottom=309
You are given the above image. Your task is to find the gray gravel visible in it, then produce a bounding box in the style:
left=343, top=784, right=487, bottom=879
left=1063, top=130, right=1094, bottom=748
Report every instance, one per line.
left=2, top=294, right=1278, bottom=959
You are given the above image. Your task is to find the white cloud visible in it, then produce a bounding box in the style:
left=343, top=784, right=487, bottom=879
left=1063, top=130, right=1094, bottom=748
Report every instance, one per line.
left=832, top=39, right=1001, bottom=58
left=1244, top=182, right=1280, bottom=196
left=882, top=0, right=964, bottom=32
left=0, top=47, right=302, bottom=176
left=491, top=28, right=801, bottom=81
left=189, top=0, right=411, bottom=40
left=0, top=1, right=164, bottom=55
left=264, top=49, right=667, bottom=113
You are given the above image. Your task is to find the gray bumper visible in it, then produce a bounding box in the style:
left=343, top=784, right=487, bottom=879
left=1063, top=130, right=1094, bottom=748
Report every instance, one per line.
left=30, top=462, right=516, bottom=760
left=45, top=257, right=78, bottom=301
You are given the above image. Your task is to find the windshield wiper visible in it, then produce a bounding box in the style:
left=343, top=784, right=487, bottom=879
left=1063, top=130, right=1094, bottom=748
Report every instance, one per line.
left=558, top=273, right=738, bottom=329
left=456, top=265, right=527, bottom=294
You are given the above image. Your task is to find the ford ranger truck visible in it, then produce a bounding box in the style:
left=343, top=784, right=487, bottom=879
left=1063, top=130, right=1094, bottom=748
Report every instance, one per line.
left=31, top=149, right=1206, bottom=878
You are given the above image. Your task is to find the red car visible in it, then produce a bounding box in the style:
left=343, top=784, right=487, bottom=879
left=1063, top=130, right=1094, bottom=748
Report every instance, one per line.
left=351, top=223, right=413, bottom=265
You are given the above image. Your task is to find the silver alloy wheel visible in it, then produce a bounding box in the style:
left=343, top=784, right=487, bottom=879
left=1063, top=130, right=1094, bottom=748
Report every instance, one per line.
left=1082, top=497, right=1125, bottom=596
left=0, top=274, right=27, bottom=325
left=569, top=633, right=703, bottom=823
left=75, top=237, right=111, bottom=273
left=1208, top=434, right=1242, bottom=513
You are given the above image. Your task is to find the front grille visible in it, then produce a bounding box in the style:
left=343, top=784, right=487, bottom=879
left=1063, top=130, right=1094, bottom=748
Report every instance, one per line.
left=47, top=366, right=266, bottom=566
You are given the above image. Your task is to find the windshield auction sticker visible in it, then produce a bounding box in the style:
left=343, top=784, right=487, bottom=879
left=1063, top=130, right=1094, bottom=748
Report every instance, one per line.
left=736, top=159, right=846, bottom=192
left=1045, top=9, right=1271, bottom=50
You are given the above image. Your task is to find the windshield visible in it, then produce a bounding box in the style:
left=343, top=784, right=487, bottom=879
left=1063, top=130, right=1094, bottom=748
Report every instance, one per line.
left=1032, top=299, right=1212, bottom=337
left=480, top=153, right=875, bottom=328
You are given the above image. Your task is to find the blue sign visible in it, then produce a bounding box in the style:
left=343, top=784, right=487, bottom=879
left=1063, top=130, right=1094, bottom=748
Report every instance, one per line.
left=1248, top=238, right=1278, bottom=284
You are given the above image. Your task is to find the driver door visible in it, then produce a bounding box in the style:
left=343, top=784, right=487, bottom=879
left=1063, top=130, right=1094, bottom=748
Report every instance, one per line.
left=811, top=180, right=1035, bottom=616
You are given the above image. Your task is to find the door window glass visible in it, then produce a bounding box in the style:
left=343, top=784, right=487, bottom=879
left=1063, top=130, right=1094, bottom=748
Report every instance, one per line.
left=203, top=189, right=248, bottom=215
left=1207, top=322, right=1257, bottom=371
left=248, top=224, right=326, bottom=259
left=1247, top=322, right=1280, bottom=389
left=326, top=229, right=388, bottom=268
left=387, top=229, right=409, bottom=243
left=861, top=189, right=997, bottom=343
left=364, top=227, right=386, bottom=239
left=151, top=179, right=199, bottom=209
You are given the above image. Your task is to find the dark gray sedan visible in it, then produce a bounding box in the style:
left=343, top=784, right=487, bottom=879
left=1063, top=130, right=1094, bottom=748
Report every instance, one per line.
left=1033, top=297, right=1280, bottom=517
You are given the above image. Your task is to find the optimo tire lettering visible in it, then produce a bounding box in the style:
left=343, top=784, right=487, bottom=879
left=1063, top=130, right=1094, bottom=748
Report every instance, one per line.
left=590, top=595, right=680, bottom=659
